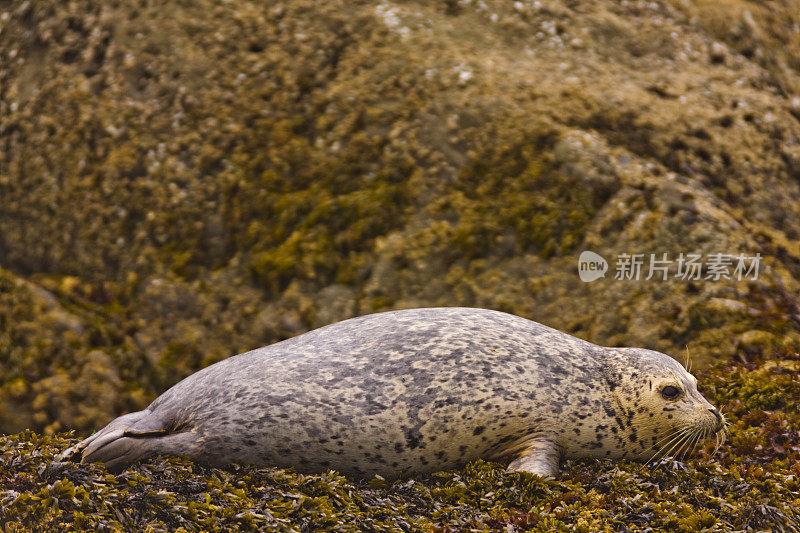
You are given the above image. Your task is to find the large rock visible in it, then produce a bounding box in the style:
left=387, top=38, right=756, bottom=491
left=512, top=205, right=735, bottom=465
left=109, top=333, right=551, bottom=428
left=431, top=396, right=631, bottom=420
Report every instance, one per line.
left=2, top=0, right=800, bottom=434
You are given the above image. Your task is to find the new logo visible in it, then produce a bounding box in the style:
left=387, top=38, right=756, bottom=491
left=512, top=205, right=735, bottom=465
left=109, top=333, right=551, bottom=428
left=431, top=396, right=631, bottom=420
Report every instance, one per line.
left=578, top=251, right=608, bottom=282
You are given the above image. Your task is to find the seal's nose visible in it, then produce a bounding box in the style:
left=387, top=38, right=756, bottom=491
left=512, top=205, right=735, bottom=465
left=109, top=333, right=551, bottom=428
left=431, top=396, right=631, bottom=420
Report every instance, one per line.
left=709, top=408, right=722, bottom=430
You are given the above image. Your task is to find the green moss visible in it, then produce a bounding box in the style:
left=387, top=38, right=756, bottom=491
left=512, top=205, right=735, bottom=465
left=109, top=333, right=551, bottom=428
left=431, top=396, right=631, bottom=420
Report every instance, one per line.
left=442, top=125, right=614, bottom=260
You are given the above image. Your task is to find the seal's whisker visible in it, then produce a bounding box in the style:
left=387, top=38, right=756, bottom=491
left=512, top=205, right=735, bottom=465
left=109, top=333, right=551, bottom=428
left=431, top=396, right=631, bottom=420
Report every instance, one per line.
left=644, top=434, right=681, bottom=465
left=684, top=345, right=693, bottom=373
left=639, top=427, right=687, bottom=460
left=713, top=427, right=725, bottom=456
left=673, top=433, right=688, bottom=461
left=653, top=426, right=689, bottom=456
left=677, top=429, right=695, bottom=461
left=679, top=434, right=694, bottom=461
left=664, top=424, right=703, bottom=463
left=679, top=428, right=701, bottom=460
left=699, top=426, right=710, bottom=452
left=689, top=430, right=704, bottom=455
left=651, top=425, right=691, bottom=444
left=646, top=428, right=690, bottom=465
left=636, top=419, right=693, bottom=430
left=686, top=429, right=704, bottom=460
left=653, top=431, right=690, bottom=465
left=664, top=430, right=695, bottom=462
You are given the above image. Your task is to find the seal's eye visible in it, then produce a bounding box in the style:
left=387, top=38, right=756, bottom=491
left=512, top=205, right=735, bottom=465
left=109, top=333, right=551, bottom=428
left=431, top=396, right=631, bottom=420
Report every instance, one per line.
left=661, top=385, right=681, bottom=400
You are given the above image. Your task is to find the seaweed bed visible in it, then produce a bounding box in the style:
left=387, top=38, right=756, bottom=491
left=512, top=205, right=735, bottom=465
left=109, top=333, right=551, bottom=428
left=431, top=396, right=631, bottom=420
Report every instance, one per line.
left=2, top=0, right=800, bottom=530
left=2, top=347, right=800, bottom=531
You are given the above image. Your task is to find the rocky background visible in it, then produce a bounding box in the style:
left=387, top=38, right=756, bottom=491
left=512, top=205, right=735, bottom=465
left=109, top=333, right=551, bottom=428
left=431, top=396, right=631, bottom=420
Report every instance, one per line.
left=1, top=0, right=800, bottom=530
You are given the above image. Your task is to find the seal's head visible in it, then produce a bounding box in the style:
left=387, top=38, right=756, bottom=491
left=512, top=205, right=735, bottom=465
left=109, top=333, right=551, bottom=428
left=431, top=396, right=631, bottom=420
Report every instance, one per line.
left=606, top=348, right=726, bottom=464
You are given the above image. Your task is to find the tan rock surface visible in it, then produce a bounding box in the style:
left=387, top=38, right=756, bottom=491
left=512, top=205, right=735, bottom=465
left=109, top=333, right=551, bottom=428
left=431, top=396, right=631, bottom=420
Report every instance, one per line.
left=2, top=0, right=800, bottom=434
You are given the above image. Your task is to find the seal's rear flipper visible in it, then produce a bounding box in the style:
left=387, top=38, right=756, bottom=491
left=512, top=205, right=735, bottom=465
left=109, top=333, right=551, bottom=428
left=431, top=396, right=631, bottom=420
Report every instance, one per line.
left=56, top=411, right=149, bottom=462
left=58, top=409, right=186, bottom=473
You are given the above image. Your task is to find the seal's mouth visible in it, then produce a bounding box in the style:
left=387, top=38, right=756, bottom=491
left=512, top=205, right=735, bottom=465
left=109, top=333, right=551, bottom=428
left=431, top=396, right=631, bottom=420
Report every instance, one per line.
left=639, top=410, right=729, bottom=466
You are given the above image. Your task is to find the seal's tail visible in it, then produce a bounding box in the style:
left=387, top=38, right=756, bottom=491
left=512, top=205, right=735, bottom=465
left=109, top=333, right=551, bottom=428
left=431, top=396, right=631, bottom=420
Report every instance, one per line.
left=57, top=409, right=190, bottom=473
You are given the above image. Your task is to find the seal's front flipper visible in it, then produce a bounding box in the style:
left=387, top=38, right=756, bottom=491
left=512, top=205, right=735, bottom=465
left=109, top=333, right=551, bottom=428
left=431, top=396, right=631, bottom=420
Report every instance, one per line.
left=506, top=437, right=561, bottom=478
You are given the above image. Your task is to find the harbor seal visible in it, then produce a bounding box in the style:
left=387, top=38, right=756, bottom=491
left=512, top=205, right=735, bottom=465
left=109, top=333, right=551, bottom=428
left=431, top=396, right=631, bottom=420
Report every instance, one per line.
left=59, top=307, right=725, bottom=477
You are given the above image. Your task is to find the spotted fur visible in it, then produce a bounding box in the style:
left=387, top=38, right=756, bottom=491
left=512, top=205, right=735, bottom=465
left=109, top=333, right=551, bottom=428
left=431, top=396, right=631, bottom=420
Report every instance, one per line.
left=61, top=307, right=724, bottom=477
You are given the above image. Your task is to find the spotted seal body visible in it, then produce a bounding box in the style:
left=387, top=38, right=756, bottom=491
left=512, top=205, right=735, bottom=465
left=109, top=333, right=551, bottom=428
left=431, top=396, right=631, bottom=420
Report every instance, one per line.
left=63, top=307, right=724, bottom=477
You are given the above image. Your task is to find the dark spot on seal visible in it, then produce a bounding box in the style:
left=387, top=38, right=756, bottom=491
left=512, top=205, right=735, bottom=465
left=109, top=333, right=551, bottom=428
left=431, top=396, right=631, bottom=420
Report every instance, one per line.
left=473, top=426, right=485, bottom=436
left=603, top=405, right=617, bottom=418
